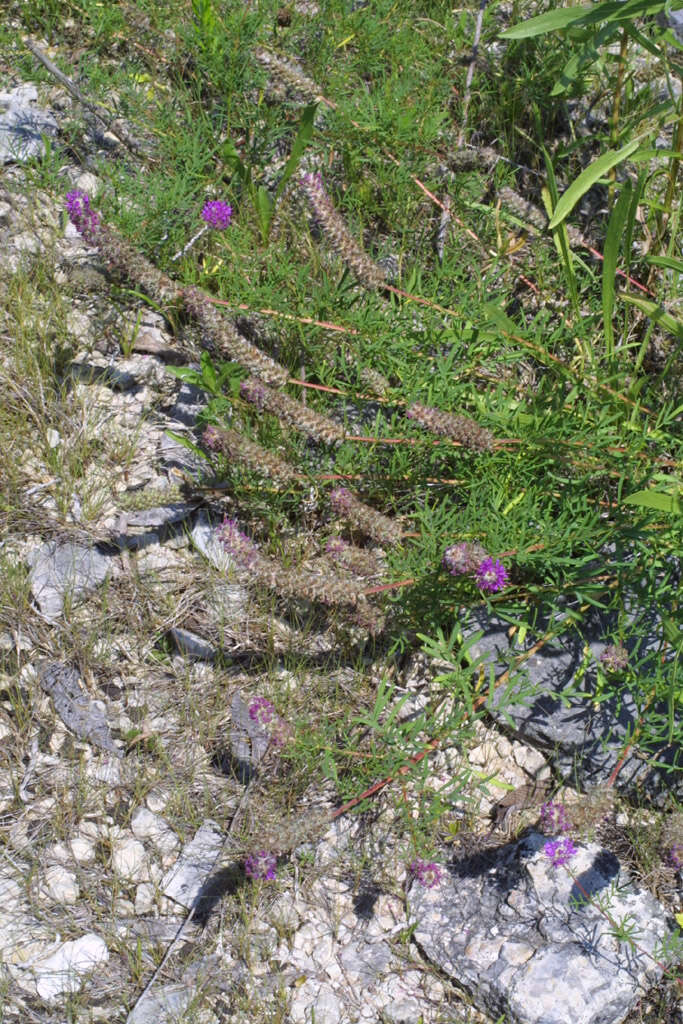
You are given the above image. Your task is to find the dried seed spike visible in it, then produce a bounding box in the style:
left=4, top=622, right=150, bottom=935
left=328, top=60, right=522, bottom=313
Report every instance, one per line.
left=329, top=487, right=403, bottom=546
left=204, top=426, right=302, bottom=486
left=325, top=536, right=381, bottom=578
left=498, top=186, right=588, bottom=248
left=406, top=402, right=493, bottom=453
left=242, top=375, right=345, bottom=445
left=95, top=225, right=182, bottom=305
left=300, top=173, right=387, bottom=291
left=183, top=287, right=289, bottom=387
left=253, top=46, right=323, bottom=102
left=254, top=556, right=364, bottom=608
left=498, top=187, right=547, bottom=233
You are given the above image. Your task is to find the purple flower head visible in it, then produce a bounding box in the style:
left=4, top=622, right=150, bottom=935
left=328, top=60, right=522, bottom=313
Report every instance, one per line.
left=249, top=696, right=275, bottom=727
left=201, top=200, right=232, bottom=230
left=218, top=517, right=260, bottom=568
left=240, top=378, right=267, bottom=410
left=329, top=487, right=354, bottom=514
left=270, top=715, right=293, bottom=749
left=202, top=425, right=221, bottom=451
left=65, top=190, right=100, bottom=242
left=668, top=843, right=683, bottom=870
left=600, top=644, right=629, bottom=672
left=442, top=542, right=487, bottom=577
left=300, top=171, right=324, bottom=193
left=326, top=537, right=349, bottom=558
left=544, top=837, right=578, bottom=868
left=540, top=800, right=571, bottom=835
left=409, top=859, right=443, bottom=888
left=244, top=850, right=277, bottom=881
left=475, top=557, right=509, bottom=593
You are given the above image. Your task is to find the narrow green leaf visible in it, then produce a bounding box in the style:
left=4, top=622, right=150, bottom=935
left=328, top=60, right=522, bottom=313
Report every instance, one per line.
left=548, top=138, right=643, bottom=229
left=200, top=350, right=219, bottom=393
left=620, top=295, right=683, bottom=340
left=543, top=155, right=580, bottom=318
left=623, top=19, right=664, bottom=57
left=623, top=489, right=680, bottom=514
left=630, top=148, right=681, bottom=161
left=254, top=185, right=273, bottom=243
left=275, top=102, right=317, bottom=202
left=647, top=254, right=683, bottom=273
left=602, top=181, right=632, bottom=357
left=164, top=430, right=210, bottom=462
left=500, top=5, right=592, bottom=39
left=221, top=139, right=250, bottom=185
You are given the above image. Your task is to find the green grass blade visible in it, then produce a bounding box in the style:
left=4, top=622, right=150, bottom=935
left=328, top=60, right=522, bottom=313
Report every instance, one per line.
left=542, top=151, right=581, bottom=321
left=621, top=295, right=683, bottom=341
left=499, top=5, right=592, bottom=39
left=274, top=102, right=317, bottom=203
left=548, top=138, right=643, bottom=229
left=602, top=181, right=632, bottom=359
left=647, top=255, right=683, bottom=274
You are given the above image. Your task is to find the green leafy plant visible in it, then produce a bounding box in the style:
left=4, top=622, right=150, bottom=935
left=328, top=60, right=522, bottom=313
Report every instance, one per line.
left=222, top=102, right=317, bottom=245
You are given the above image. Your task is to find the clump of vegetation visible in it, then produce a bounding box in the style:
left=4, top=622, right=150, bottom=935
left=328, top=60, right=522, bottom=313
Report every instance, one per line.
left=1, top=0, right=682, bottom=1016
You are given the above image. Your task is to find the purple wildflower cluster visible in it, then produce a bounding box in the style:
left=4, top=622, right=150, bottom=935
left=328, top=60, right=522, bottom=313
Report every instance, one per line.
left=329, top=487, right=354, bottom=514
left=240, top=378, right=268, bottom=410
left=65, top=190, right=100, bottom=243
left=540, top=799, right=578, bottom=868
left=249, top=697, right=275, bottom=727
left=442, top=543, right=509, bottom=594
left=600, top=644, right=629, bottom=672
left=244, top=850, right=277, bottom=881
left=669, top=843, right=683, bottom=870
left=202, top=425, right=222, bottom=451
left=201, top=200, right=232, bottom=230
left=442, top=542, right=486, bottom=575
left=543, top=837, right=578, bottom=868
left=475, top=557, right=509, bottom=593
left=540, top=799, right=571, bottom=835
left=248, top=697, right=292, bottom=749
left=408, top=859, right=443, bottom=888
left=325, top=537, right=349, bottom=558
left=300, top=170, right=324, bottom=193
left=217, top=517, right=260, bottom=568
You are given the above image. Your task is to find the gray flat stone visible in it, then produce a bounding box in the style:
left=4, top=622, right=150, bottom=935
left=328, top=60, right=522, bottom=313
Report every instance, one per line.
left=461, top=603, right=682, bottom=804
left=39, top=661, right=122, bottom=757
left=0, top=85, right=57, bottom=164
left=191, top=511, right=237, bottom=573
left=170, top=627, right=217, bottom=662
left=126, top=956, right=219, bottom=1024
left=408, top=832, right=673, bottom=1024
left=161, top=820, right=224, bottom=909
left=28, top=539, right=113, bottom=620
left=124, top=502, right=197, bottom=529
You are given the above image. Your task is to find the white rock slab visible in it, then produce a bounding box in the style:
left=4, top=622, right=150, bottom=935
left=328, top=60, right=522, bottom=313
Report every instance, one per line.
left=43, top=865, right=79, bottom=904
left=0, top=84, right=58, bottom=164
left=161, top=820, right=224, bottom=909
left=27, top=934, right=108, bottom=1003
left=131, top=806, right=180, bottom=858
left=112, top=837, right=149, bottom=882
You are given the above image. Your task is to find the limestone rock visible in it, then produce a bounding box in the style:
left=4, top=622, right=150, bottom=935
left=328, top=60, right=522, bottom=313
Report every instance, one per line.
left=408, top=831, right=674, bottom=1024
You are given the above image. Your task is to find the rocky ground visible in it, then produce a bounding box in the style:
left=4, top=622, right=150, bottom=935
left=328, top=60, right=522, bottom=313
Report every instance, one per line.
left=0, top=58, right=681, bottom=1024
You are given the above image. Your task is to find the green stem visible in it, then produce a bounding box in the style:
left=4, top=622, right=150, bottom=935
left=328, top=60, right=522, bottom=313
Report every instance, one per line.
left=609, top=28, right=629, bottom=210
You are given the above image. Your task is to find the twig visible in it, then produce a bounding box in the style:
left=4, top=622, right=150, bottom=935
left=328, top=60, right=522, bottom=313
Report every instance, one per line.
left=124, top=762, right=260, bottom=1022
left=25, top=39, right=151, bottom=159
left=435, top=195, right=451, bottom=265
left=457, top=0, right=488, bottom=147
